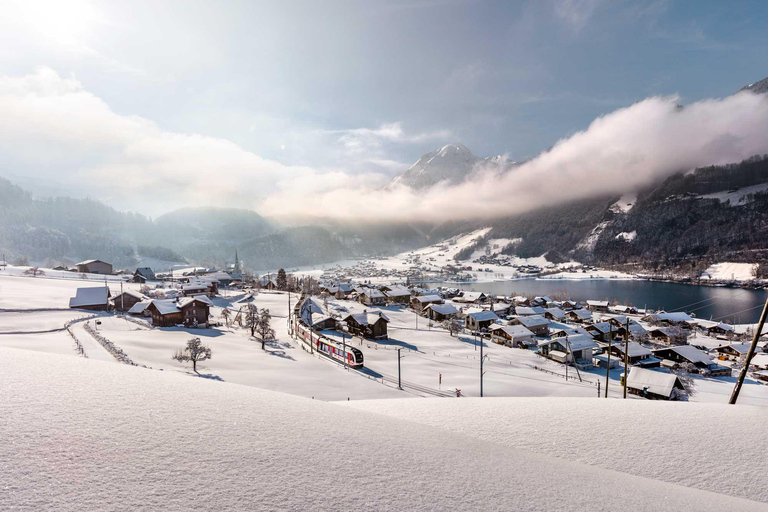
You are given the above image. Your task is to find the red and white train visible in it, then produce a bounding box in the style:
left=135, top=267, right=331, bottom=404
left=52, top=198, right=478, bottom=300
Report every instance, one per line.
left=296, top=321, right=364, bottom=369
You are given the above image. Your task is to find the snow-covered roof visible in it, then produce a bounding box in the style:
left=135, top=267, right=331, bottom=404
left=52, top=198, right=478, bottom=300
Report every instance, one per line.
left=77, top=259, right=107, bottom=266
left=647, top=312, right=694, bottom=323
left=544, top=307, right=565, bottom=319
left=150, top=299, right=182, bottom=315
left=516, top=306, right=545, bottom=316
left=383, top=289, right=411, bottom=298
left=568, top=309, right=593, bottom=319
left=714, top=343, right=751, bottom=355
left=627, top=367, right=683, bottom=397
left=413, top=294, right=443, bottom=303
left=114, top=289, right=145, bottom=300
left=361, top=289, right=386, bottom=299
left=127, top=301, right=150, bottom=314
left=345, top=311, right=390, bottom=326
left=655, top=345, right=712, bottom=365
left=490, top=324, right=534, bottom=339
left=69, top=286, right=111, bottom=308
left=426, top=303, right=459, bottom=315
left=512, top=315, right=548, bottom=327
left=564, top=334, right=599, bottom=351
left=466, top=310, right=498, bottom=322
left=587, top=300, right=609, bottom=307
left=613, top=342, right=652, bottom=358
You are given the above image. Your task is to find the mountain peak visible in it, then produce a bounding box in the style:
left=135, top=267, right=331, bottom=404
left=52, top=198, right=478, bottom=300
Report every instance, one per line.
left=386, top=143, right=481, bottom=191
left=739, top=76, right=768, bottom=95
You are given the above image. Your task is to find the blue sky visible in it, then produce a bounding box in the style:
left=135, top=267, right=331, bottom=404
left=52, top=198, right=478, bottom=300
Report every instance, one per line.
left=0, top=0, right=767, bottom=216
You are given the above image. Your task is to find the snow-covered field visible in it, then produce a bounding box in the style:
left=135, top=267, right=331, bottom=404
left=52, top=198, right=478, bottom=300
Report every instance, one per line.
left=701, top=183, right=768, bottom=205
left=3, top=347, right=767, bottom=511
left=701, top=262, right=758, bottom=283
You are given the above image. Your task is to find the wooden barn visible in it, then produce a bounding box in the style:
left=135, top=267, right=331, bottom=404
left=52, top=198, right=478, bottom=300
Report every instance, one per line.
left=76, top=259, right=113, bottom=275
left=112, top=290, right=146, bottom=312
left=69, top=286, right=112, bottom=311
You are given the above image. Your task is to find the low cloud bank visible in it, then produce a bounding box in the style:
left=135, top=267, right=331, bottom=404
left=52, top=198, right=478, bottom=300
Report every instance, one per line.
left=1, top=67, right=767, bottom=221
left=264, top=92, right=768, bottom=222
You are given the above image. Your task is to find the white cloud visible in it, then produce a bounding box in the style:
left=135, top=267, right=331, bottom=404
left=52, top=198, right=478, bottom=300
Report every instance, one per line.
left=554, top=0, right=602, bottom=31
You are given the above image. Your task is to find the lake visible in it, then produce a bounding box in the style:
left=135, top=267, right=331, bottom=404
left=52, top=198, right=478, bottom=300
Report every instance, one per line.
left=436, top=279, right=768, bottom=324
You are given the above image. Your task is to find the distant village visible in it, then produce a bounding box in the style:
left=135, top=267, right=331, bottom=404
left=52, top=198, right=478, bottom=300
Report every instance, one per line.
left=54, top=253, right=768, bottom=402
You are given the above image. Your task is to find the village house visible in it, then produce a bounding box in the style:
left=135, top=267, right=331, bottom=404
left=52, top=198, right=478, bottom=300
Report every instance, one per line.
left=538, top=334, right=598, bottom=366
left=515, top=306, right=546, bottom=316
left=69, top=286, right=112, bottom=311
left=612, top=305, right=639, bottom=315
left=543, top=307, right=566, bottom=322
left=642, top=312, right=694, bottom=327
left=111, top=289, right=146, bottom=312
left=411, top=294, right=444, bottom=313
left=127, top=301, right=151, bottom=317
left=490, top=302, right=511, bottom=317
left=490, top=324, right=535, bottom=348
left=615, top=322, right=649, bottom=341
left=425, top=303, right=459, bottom=322
left=382, top=286, right=412, bottom=305
left=584, top=322, right=615, bottom=342
left=532, top=296, right=553, bottom=307
left=259, top=278, right=278, bottom=290
left=342, top=311, right=389, bottom=340
left=454, top=291, right=488, bottom=304
left=359, top=288, right=387, bottom=306
left=626, top=367, right=686, bottom=400
left=652, top=345, right=730, bottom=376
left=605, top=342, right=660, bottom=367
left=559, top=299, right=578, bottom=310
left=76, top=259, right=113, bottom=275
left=146, top=296, right=213, bottom=327
left=511, top=296, right=530, bottom=307
left=181, top=282, right=212, bottom=298
left=465, top=310, right=499, bottom=331
left=565, top=309, right=593, bottom=323
left=508, top=315, right=549, bottom=337
left=712, top=343, right=751, bottom=361
left=132, top=267, right=155, bottom=283
left=649, top=327, right=687, bottom=345
left=550, top=326, right=592, bottom=339
left=586, top=300, right=610, bottom=312
left=691, top=320, right=735, bottom=337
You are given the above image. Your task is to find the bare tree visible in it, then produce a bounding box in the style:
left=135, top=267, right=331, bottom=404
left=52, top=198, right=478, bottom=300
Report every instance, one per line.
left=442, top=318, right=462, bottom=337
left=255, top=308, right=276, bottom=350
left=23, top=267, right=45, bottom=277
left=244, top=304, right=259, bottom=337
left=221, top=308, right=231, bottom=327
left=172, top=337, right=212, bottom=373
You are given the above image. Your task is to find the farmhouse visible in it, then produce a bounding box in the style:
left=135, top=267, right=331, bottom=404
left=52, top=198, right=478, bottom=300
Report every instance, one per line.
left=490, top=324, right=535, bottom=348
left=612, top=305, right=639, bottom=314
left=642, top=312, right=694, bottom=327
left=565, top=309, right=592, bottom=323
left=181, top=282, right=211, bottom=297
left=515, top=306, right=546, bottom=316
left=543, top=307, right=566, bottom=321
left=411, top=294, right=443, bottom=313
left=425, top=303, right=459, bottom=322
left=465, top=310, right=499, bottom=331
left=147, top=296, right=212, bottom=327
left=76, top=259, right=113, bottom=275
left=69, top=286, right=112, bottom=311
left=651, top=345, right=729, bottom=376
left=626, top=367, right=686, bottom=400
left=508, top=315, right=549, bottom=337
left=606, top=342, right=659, bottom=367
left=359, top=288, right=387, bottom=306
left=127, top=301, right=150, bottom=316
left=454, top=291, right=488, bottom=304
left=712, top=343, right=751, bottom=361
left=111, top=290, right=146, bottom=312
left=586, top=300, right=609, bottom=312
left=538, top=334, right=598, bottom=365
left=132, top=267, right=155, bottom=283
left=692, top=320, right=735, bottom=337
left=649, top=327, right=686, bottom=345
left=343, top=311, right=389, bottom=340
left=382, top=286, right=412, bottom=304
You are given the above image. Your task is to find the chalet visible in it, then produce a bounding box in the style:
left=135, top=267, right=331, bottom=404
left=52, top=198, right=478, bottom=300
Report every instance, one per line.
left=652, top=346, right=721, bottom=374
left=508, top=315, right=549, bottom=337
left=490, top=302, right=511, bottom=317
left=76, top=259, right=113, bottom=275
left=382, top=286, right=412, bottom=304
left=612, top=305, right=639, bottom=315
left=606, top=342, right=659, bottom=367
left=132, top=267, right=155, bottom=283
left=411, top=294, right=444, bottom=313
left=712, top=343, right=751, bottom=361
left=642, top=312, right=694, bottom=327
left=181, top=282, right=211, bottom=298
left=515, top=306, right=546, bottom=316
left=147, top=296, right=212, bottom=327
left=490, top=324, right=535, bottom=348
left=750, top=353, right=768, bottom=370
left=359, top=289, right=386, bottom=306
left=560, top=299, right=577, bottom=310
left=691, top=320, right=735, bottom=337
left=550, top=326, right=591, bottom=339
left=586, top=300, right=610, bottom=312
left=465, top=310, right=499, bottom=331
left=538, top=334, right=597, bottom=365
left=69, top=286, right=111, bottom=311
left=615, top=322, right=649, bottom=341
left=112, top=290, right=146, bottom=312
left=565, top=309, right=592, bottom=323
left=260, top=278, right=278, bottom=290
left=626, top=367, right=686, bottom=401
left=205, top=271, right=235, bottom=287
left=425, top=303, right=459, bottom=322
left=648, top=327, right=686, bottom=345
left=585, top=322, right=614, bottom=341
left=454, top=291, right=488, bottom=304
left=511, top=296, right=530, bottom=306
left=532, top=296, right=553, bottom=307
left=343, top=311, right=389, bottom=340
left=543, top=307, right=566, bottom=322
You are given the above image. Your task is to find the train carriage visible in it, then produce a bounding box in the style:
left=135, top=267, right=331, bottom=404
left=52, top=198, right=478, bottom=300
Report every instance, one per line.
left=297, top=321, right=364, bottom=369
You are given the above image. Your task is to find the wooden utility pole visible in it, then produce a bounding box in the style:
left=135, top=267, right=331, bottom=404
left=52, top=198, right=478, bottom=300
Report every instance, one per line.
left=480, top=337, right=488, bottom=397
left=605, top=324, right=612, bottom=398
left=623, top=318, right=630, bottom=399
left=730, top=296, right=768, bottom=404
left=397, top=348, right=402, bottom=389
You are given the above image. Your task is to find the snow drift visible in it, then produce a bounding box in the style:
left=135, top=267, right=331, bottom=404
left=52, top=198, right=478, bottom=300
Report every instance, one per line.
left=2, top=347, right=766, bottom=511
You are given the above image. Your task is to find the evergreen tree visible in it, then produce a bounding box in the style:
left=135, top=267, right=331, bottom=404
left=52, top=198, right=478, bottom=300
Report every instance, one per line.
left=276, top=268, right=287, bottom=290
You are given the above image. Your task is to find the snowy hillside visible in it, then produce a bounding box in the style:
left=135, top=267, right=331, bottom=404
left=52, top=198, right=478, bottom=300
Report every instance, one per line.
left=3, top=347, right=766, bottom=511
